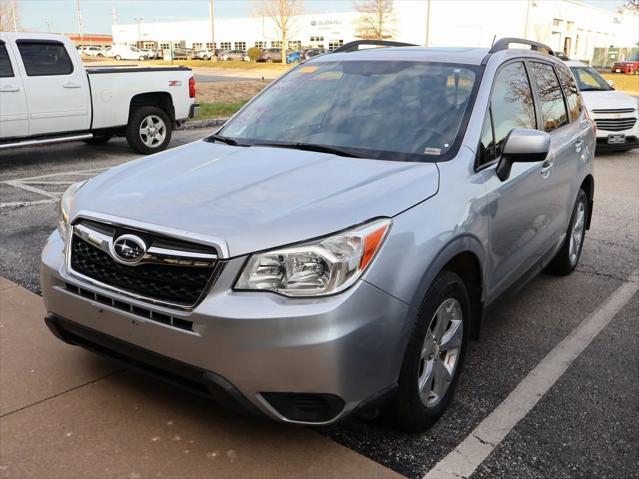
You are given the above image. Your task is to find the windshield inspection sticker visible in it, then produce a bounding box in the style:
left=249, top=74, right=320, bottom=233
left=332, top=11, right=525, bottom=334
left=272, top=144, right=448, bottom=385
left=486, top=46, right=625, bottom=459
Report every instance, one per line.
left=424, top=147, right=442, bottom=155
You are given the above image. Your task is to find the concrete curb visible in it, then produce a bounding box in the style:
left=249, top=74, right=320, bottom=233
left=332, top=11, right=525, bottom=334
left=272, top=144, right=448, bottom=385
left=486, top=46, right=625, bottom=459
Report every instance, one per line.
left=178, top=118, right=228, bottom=130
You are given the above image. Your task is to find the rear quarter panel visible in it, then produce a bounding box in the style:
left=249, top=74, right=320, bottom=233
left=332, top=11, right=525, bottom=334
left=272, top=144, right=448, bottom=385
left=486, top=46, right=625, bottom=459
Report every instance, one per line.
left=88, top=69, right=194, bottom=129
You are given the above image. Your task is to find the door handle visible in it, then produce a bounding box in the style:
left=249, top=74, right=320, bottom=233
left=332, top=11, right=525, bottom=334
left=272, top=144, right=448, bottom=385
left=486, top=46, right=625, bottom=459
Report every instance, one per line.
left=541, top=160, right=554, bottom=179
left=0, top=85, right=20, bottom=92
left=62, top=82, right=81, bottom=89
left=574, top=139, right=584, bottom=153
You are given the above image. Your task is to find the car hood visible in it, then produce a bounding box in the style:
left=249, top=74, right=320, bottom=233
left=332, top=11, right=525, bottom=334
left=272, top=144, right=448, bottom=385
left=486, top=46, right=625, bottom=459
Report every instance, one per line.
left=73, top=141, right=440, bottom=257
left=581, top=89, right=639, bottom=111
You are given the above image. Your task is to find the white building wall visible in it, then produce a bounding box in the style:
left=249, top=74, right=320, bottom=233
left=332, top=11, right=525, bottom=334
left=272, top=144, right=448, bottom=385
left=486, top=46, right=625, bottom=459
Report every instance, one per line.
left=112, top=1, right=637, bottom=62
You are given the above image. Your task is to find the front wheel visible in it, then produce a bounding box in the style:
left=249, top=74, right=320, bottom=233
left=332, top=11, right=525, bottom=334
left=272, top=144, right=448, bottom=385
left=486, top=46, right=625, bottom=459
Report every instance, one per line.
left=125, top=106, right=172, bottom=155
left=546, top=189, right=589, bottom=275
left=114, top=55, right=122, bottom=60
left=386, top=270, right=470, bottom=432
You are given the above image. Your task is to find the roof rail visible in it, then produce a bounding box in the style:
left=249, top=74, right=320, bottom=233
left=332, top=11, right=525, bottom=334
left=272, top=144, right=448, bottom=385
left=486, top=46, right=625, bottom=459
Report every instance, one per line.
left=332, top=40, right=418, bottom=54
left=488, top=37, right=555, bottom=56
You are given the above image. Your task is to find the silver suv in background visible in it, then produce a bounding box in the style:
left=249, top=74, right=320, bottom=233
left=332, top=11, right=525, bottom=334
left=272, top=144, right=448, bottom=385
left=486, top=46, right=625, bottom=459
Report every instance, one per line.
left=42, top=38, right=595, bottom=431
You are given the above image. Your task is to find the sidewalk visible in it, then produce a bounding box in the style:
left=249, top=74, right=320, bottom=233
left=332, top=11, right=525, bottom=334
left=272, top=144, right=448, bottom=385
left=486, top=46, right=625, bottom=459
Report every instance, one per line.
left=0, top=278, right=402, bottom=479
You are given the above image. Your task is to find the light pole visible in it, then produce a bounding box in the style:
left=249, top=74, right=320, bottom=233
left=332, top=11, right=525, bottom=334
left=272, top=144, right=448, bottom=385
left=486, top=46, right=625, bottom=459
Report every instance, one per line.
left=76, top=0, right=84, bottom=45
left=45, top=21, right=53, bottom=33
left=10, top=0, right=17, bottom=31
left=134, top=17, right=143, bottom=49
left=209, top=0, right=216, bottom=54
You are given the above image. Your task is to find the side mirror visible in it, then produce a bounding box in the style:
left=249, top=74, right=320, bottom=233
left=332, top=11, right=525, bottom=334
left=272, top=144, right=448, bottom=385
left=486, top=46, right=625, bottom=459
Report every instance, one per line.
left=496, top=129, right=550, bottom=181
left=607, top=79, right=615, bottom=88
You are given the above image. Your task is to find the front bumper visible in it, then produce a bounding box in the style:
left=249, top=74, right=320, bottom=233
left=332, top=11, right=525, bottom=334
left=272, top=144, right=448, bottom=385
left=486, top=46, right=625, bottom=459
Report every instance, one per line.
left=41, top=231, right=412, bottom=425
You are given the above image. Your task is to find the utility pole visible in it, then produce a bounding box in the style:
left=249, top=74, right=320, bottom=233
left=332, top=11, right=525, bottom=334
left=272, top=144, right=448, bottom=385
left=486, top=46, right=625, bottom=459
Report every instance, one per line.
left=209, top=0, right=216, bottom=54
left=45, top=21, right=53, bottom=33
left=424, top=0, right=432, bottom=47
left=10, top=0, right=18, bottom=31
left=134, top=17, right=143, bottom=48
left=112, top=6, right=118, bottom=25
left=76, top=0, right=84, bottom=45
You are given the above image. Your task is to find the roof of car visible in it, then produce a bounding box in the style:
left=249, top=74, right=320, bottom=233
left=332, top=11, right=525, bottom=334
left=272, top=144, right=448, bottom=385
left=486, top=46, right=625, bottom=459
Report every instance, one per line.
left=565, top=60, right=588, bottom=67
left=308, top=45, right=568, bottom=67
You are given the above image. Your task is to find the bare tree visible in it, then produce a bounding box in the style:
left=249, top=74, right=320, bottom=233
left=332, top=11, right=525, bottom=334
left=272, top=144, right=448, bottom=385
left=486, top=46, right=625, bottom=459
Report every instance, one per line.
left=0, top=0, right=20, bottom=32
left=623, top=0, right=638, bottom=12
left=257, top=0, right=303, bottom=64
left=353, top=0, right=395, bottom=40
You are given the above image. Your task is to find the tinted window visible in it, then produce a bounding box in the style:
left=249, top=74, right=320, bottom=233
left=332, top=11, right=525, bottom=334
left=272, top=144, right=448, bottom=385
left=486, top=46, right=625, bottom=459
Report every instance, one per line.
left=220, top=61, right=479, bottom=161
left=490, top=62, right=536, bottom=158
left=570, top=66, right=612, bottom=92
left=556, top=65, right=582, bottom=121
left=0, top=43, right=14, bottom=78
left=531, top=62, right=568, bottom=132
left=17, top=41, right=74, bottom=76
left=478, top=110, right=495, bottom=166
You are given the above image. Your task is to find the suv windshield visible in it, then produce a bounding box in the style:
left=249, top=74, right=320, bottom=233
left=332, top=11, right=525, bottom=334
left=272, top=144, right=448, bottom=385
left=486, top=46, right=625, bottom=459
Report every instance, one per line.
left=570, top=66, right=612, bottom=91
left=217, top=61, right=480, bottom=161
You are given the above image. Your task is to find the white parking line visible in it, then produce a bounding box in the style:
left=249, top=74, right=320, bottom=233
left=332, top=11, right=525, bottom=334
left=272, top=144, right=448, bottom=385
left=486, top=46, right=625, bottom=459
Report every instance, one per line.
left=1, top=168, right=108, bottom=210
left=424, top=270, right=639, bottom=479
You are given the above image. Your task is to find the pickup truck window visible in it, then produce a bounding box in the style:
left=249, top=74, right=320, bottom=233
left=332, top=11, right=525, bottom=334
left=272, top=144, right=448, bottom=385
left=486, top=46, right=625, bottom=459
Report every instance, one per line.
left=530, top=62, right=568, bottom=132
left=0, top=43, right=13, bottom=78
left=16, top=41, right=74, bottom=77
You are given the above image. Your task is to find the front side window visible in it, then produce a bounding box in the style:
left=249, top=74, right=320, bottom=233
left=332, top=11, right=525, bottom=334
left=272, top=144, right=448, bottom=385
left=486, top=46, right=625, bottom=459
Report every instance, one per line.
left=530, top=62, right=568, bottom=132
left=218, top=61, right=480, bottom=162
left=556, top=64, right=582, bottom=121
left=0, top=43, right=14, bottom=78
left=490, top=62, right=536, bottom=158
left=17, top=41, right=73, bottom=76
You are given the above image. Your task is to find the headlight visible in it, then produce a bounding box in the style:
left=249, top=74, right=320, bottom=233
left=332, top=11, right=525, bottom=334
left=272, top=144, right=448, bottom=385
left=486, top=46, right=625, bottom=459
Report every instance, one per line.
left=235, top=218, right=391, bottom=297
left=57, top=181, right=86, bottom=242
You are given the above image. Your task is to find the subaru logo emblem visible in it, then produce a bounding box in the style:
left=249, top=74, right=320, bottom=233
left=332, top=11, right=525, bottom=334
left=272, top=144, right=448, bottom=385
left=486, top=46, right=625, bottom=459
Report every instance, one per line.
left=111, top=234, right=146, bottom=264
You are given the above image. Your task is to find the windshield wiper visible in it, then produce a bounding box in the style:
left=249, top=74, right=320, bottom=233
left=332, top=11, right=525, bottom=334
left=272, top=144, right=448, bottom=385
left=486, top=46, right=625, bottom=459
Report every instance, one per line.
left=206, top=134, right=244, bottom=146
left=252, top=142, right=365, bottom=158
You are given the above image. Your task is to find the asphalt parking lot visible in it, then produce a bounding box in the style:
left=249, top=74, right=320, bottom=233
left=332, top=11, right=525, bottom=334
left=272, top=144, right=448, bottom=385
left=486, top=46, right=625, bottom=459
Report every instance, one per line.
left=1, top=131, right=638, bottom=478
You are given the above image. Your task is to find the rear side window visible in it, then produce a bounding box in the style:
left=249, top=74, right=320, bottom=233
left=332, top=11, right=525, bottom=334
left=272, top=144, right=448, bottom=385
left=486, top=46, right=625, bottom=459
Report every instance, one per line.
left=490, top=62, right=536, bottom=158
left=17, top=41, right=73, bottom=76
left=0, top=43, right=14, bottom=78
left=556, top=65, right=582, bottom=122
left=530, top=62, right=568, bottom=132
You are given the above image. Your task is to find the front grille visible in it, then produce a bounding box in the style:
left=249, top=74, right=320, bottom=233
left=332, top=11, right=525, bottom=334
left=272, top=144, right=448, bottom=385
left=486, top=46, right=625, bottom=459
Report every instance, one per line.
left=594, top=117, right=637, bottom=132
left=64, top=283, right=194, bottom=332
left=69, top=220, right=221, bottom=308
left=592, top=108, right=635, bottom=114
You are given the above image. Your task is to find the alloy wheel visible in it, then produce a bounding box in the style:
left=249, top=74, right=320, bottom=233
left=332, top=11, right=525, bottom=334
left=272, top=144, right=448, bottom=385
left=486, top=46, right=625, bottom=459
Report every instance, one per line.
left=569, top=199, right=586, bottom=266
left=418, top=298, right=464, bottom=408
left=139, top=115, right=166, bottom=148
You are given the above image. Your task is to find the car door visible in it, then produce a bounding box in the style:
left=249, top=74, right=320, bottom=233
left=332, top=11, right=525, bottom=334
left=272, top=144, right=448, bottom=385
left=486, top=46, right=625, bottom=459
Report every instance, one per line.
left=527, top=61, right=580, bottom=261
left=15, top=38, right=90, bottom=136
left=478, top=60, right=559, bottom=300
left=0, top=39, right=29, bottom=139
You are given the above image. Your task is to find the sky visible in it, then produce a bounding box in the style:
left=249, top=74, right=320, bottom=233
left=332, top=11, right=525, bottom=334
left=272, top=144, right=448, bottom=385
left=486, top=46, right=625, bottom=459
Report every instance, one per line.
left=16, top=0, right=627, bottom=35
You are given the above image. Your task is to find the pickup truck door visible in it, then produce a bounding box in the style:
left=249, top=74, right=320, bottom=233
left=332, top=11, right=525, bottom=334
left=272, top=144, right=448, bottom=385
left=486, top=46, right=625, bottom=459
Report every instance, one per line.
left=14, top=39, right=90, bottom=136
left=0, top=40, right=29, bottom=139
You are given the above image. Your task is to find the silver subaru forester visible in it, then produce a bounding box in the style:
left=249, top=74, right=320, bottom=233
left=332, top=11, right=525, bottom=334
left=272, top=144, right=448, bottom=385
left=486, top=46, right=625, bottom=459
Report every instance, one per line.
left=42, top=38, right=595, bottom=431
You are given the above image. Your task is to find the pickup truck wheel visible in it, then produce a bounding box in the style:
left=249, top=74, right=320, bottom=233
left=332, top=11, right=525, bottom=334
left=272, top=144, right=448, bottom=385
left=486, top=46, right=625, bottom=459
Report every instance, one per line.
left=546, top=189, right=589, bottom=275
left=386, top=270, right=470, bottom=432
left=126, top=107, right=172, bottom=155
left=83, top=134, right=112, bottom=145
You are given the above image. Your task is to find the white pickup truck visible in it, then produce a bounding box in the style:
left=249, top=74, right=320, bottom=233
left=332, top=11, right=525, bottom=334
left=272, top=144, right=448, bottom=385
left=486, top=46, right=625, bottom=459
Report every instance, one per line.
left=0, top=32, right=199, bottom=154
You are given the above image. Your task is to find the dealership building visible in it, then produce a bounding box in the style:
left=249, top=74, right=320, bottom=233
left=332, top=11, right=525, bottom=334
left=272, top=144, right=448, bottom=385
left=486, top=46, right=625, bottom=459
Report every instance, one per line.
left=112, top=0, right=638, bottom=63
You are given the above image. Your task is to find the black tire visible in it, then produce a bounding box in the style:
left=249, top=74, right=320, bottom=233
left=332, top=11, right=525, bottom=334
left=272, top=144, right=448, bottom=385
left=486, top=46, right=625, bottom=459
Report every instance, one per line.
left=546, top=189, right=589, bottom=275
left=114, top=55, right=121, bottom=60
left=386, top=270, right=470, bottom=432
left=125, top=106, right=172, bottom=155
left=83, top=134, right=112, bottom=146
